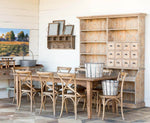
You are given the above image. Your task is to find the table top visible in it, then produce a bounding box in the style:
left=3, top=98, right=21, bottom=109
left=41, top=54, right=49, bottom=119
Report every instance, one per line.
left=16, top=72, right=117, bottom=82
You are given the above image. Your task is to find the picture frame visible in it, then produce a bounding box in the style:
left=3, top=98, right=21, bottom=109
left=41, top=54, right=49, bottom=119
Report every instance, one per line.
left=53, top=20, right=65, bottom=35
left=0, top=28, right=30, bottom=56
left=48, top=23, right=59, bottom=36
left=63, top=25, right=74, bottom=35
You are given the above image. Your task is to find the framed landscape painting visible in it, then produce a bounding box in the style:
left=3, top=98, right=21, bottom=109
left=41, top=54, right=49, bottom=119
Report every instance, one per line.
left=0, top=28, right=30, bottom=56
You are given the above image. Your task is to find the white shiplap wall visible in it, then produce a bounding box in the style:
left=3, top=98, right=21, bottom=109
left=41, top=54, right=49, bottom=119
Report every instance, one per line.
left=0, top=0, right=39, bottom=98
left=39, top=0, right=150, bottom=106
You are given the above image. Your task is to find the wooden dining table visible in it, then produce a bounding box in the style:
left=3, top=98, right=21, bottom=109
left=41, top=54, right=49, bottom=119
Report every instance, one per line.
left=15, top=72, right=117, bottom=119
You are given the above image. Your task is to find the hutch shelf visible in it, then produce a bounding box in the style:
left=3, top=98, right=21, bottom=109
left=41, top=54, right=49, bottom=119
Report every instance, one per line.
left=47, top=35, right=75, bottom=49
left=77, top=13, right=146, bottom=108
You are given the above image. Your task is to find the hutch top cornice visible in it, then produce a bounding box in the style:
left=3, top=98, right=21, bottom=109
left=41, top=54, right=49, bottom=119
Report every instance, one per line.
left=77, top=13, right=146, bottom=19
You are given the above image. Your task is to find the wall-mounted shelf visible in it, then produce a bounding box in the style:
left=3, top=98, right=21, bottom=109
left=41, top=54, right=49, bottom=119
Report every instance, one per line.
left=47, top=35, right=75, bottom=49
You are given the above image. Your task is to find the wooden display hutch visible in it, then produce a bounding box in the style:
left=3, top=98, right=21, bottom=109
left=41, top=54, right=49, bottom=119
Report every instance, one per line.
left=47, top=35, right=75, bottom=49
left=78, top=13, right=146, bottom=108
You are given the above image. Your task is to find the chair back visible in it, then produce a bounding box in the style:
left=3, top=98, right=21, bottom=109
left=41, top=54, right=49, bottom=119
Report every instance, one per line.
left=12, top=67, right=30, bottom=90
left=103, top=69, right=113, bottom=76
left=57, top=66, right=71, bottom=73
left=37, top=72, right=56, bottom=93
left=12, top=67, right=29, bottom=74
left=117, top=72, right=128, bottom=98
left=16, top=71, right=34, bottom=92
left=57, top=73, right=80, bottom=96
left=2, top=58, right=8, bottom=68
left=9, top=58, right=15, bottom=65
left=2, top=58, right=8, bottom=62
left=75, top=67, right=86, bottom=74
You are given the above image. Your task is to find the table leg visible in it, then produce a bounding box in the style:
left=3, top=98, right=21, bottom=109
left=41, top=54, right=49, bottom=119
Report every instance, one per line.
left=13, top=61, right=15, bottom=68
left=15, top=75, right=19, bottom=107
left=112, top=100, right=116, bottom=113
left=87, top=81, right=92, bottom=119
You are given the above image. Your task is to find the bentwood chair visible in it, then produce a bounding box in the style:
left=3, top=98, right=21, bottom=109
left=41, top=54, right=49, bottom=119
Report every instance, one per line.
left=57, top=73, right=86, bottom=119
left=16, top=71, right=37, bottom=112
left=11, top=67, right=29, bottom=103
left=0, top=63, right=3, bottom=69
left=57, top=66, right=72, bottom=73
left=56, top=66, right=72, bottom=93
left=74, top=67, right=86, bottom=92
left=74, top=68, right=86, bottom=110
left=92, top=69, right=113, bottom=112
left=103, top=69, right=113, bottom=76
left=37, top=72, right=58, bottom=116
left=2, top=58, right=9, bottom=68
left=98, top=72, right=127, bottom=120
left=8, top=58, right=15, bottom=68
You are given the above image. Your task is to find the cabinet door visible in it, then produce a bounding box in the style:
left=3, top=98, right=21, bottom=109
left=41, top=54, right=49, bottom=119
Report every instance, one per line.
left=123, top=60, right=130, bottom=68
left=131, top=43, right=138, bottom=50
left=115, top=51, right=122, bottom=59
left=123, top=51, right=130, bottom=59
left=107, top=59, right=114, bottom=67
left=115, top=59, right=122, bottom=67
left=130, top=60, right=138, bottom=68
left=108, top=51, right=114, bottom=59
left=108, top=42, right=114, bottom=50
left=131, top=51, right=138, bottom=59
left=123, top=43, right=130, bottom=50
left=115, top=43, right=122, bottom=50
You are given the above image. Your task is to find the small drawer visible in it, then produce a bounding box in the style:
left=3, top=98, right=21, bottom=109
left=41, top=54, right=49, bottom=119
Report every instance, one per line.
left=107, top=59, right=114, bottom=67
left=123, top=51, right=130, bottom=59
left=123, top=60, right=130, bottom=68
left=108, top=51, right=114, bottom=59
left=115, top=51, right=122, bottom=59
left=131, top=51, right=138, bottom=59
left=130, top=60, right=138, bottom=68
left=131, top=43, right=138, bottom=50
left=108, top=42, right=114, bottom=50
left=115, top=43, right=122, bottom=50
left=115, top=59, right=122, bottom=67
left=123, top=43, right=130, bottom=50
